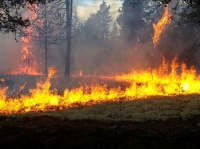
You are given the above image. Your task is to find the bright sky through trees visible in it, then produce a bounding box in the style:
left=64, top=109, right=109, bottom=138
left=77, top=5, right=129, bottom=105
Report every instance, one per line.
left=76, top=0, right=122, bottom=21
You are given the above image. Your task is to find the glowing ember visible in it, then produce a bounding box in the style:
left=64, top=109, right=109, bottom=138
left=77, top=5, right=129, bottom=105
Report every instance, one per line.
left=152, top=6, right=171, bottom=47
left=1, top=57, right=200, bottom=115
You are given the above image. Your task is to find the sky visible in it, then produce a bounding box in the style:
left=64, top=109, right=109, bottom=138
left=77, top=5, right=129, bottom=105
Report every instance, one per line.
left=75, top=0, right=123, bottom=21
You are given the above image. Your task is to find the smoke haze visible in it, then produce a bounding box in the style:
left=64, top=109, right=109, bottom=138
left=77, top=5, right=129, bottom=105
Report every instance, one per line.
left=1, top=0, right=200, bottom=76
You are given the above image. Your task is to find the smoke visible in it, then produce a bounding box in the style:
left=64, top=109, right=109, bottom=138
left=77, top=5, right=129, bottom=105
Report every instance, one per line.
left=68, top=1, right=200, bottom=76
left=67, top=0, right=151, bottom=75
left=0, top=34, right=21, bottom=74
left=1, top=0, right=200, bottom=76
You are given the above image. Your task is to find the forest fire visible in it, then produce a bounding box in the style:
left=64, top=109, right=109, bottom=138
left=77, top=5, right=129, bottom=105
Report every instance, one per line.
left=152, top=6, right=171, bottom=47
left=0, top=57, right=200, bottom=115
left=0, top=4, right=200, bottom=115
left=1, top=1, right=200, bottom=148
left=9, top=5, right=43, bottom=75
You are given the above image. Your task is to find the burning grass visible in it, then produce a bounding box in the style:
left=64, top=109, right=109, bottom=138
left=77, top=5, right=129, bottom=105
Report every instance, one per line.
left=4, top=94, right=199, bottom=122
left=1, top=4, right=200, bottom=148
left=0, top=90, right=199, bottom=148
left=1, top=57, right=200, bottom=115
left=0, top=4, right=191, bottom=115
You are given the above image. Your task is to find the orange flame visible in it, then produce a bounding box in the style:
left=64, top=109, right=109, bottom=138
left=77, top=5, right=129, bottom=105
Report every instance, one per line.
left=152, top=6, right=171, bottom=47
left=19, top=83, right=26, bottom=92
left=1, top=57, right=200, bottom=115
left=1, top=5, right=199, bottom=115
left=10, top=5, right=43, bottom=75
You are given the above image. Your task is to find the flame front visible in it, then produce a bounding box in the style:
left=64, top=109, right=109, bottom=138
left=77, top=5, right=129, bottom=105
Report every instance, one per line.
left=1, top=4, right=200, bottom=115
left=152, top=6, right=171, bottom=47
left=1, top=57, right=200, bottom=115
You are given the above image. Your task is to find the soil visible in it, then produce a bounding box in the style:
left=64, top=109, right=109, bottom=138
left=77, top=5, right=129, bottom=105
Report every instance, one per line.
left=0, top=115, right=199, bottom=149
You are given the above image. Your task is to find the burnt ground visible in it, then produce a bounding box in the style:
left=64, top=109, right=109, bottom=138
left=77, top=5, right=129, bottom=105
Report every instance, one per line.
left=0, top=115, right=199, bottom=149
left=0, top=74, right=129, bottom=96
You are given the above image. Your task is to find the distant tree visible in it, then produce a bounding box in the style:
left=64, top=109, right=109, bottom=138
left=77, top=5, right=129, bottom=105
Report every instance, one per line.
left=108, top=23, right=119, bottom=57
left=83, top=13, right=100, bottom=45
left=72, top=11, right=83, bottom=43
left=117, top=0, right=147, bottom=43
left=71, top=1, right=112, bottom=74
left=110, top=23, right=119, bottom=43
left=32, top=0, right=73, bottom=76
left=80, top=1, right=112, bottom=45
left=72, top=11, right=81, bottom=34
left=98, top=1, right=112, bottom=42
left=20, top=2, right=66, bottom=75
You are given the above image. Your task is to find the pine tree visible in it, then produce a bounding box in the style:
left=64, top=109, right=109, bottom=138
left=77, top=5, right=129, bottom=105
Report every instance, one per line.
left=20, top=2, right=66, bottom=75
left=117, top=0, right=145, bottom=42
left=97, top=1, right=112, bottom=42
left=80, top=1, right=112, bottom=45
left=110, top=23, right=119, bottom=43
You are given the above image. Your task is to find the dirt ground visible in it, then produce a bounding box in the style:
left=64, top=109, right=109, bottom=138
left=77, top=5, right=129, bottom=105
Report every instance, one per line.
left=0, top=114, right=199, bottom=149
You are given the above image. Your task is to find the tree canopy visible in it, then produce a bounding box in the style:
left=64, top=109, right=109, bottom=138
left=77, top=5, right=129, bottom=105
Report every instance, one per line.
left=154, top=0, right=199, bottom=5
left=155, top=0, right=200, bottom=24
left=80, top=1, right=111, bottom=44
left=1, top=0, right=200, bottom=34
left=0, top=0, right=51, bottom=33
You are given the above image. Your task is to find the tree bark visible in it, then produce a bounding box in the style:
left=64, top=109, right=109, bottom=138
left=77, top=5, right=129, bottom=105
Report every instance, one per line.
left=65, top=0, right=73, bottom=77
left=44, top=2, right=48, bottom=76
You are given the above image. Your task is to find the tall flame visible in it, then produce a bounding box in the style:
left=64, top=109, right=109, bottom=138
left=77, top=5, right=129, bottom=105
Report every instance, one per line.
left=1, top=57, right=200, bottom=115
left=152, top=6, right=171, bottom=47
left=1, top=4, right=200, bottom=115
left=10, top=5, right=43, bottom=75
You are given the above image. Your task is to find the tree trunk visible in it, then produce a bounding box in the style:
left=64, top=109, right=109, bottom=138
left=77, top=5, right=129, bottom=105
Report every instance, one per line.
left=44, top=2, right=48, bottom=76
left=65, top=0, right=73, bottom=77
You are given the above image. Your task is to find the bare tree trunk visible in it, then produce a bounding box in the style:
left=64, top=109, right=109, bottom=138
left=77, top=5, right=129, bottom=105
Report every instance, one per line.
left=44, top=2, right=48, bottom=76
left=65, top=0, right=73, bottom=77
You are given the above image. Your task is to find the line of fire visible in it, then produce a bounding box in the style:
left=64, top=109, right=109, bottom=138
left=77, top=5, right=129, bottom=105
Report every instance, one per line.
left=0, top=0, right=200, bottom=115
